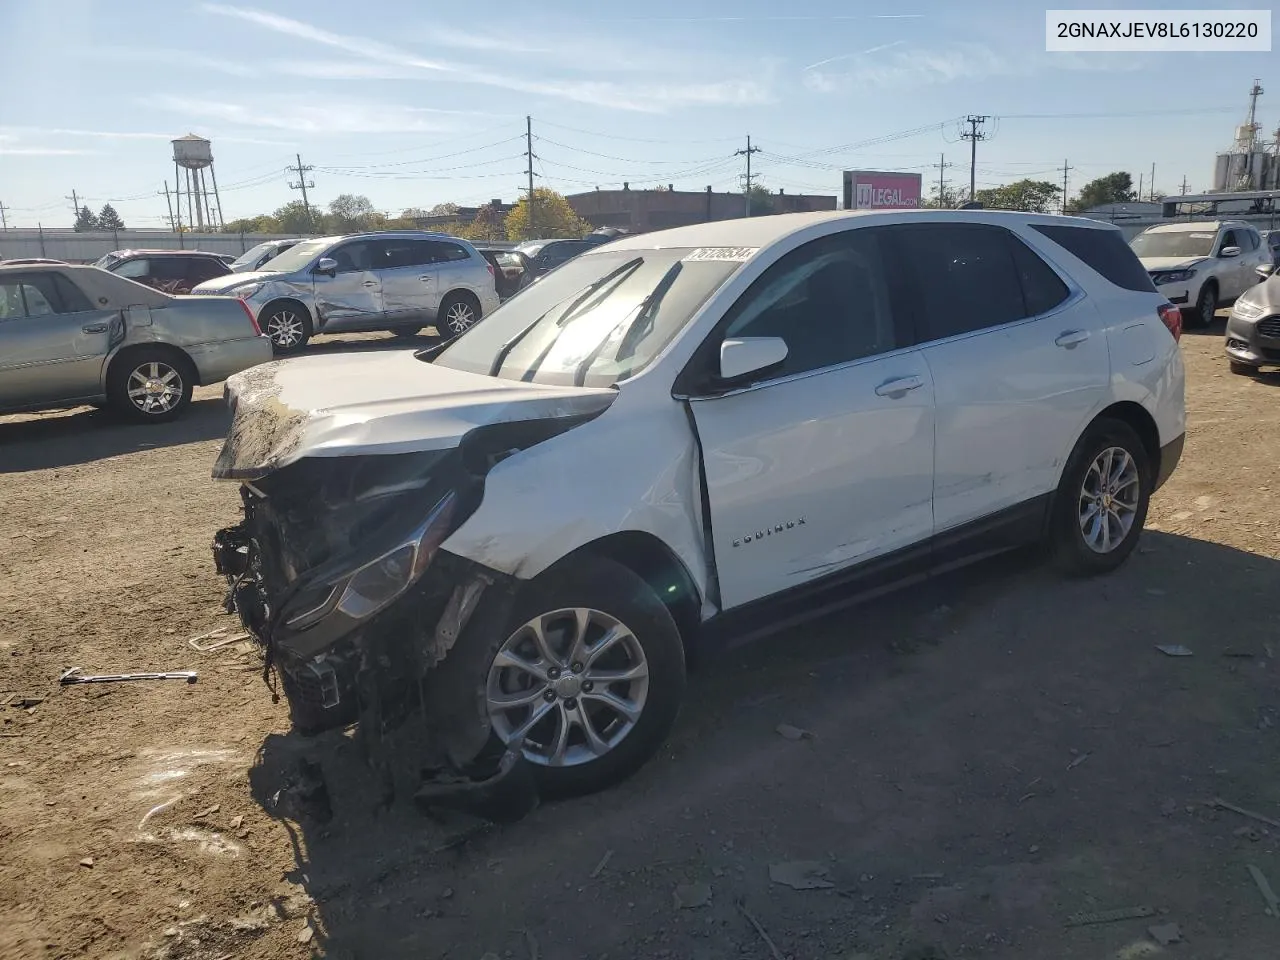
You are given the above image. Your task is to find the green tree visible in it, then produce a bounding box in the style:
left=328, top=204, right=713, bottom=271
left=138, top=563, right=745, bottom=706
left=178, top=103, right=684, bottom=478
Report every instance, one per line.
left=504, top=188, right=590, bottom=241
left=461, top=201, right=508, bottom=242
left=97, top=204, right=125, bottom=230
left=223, top=215, right=280, bottom=234
left=428, top=202, right=460, bottom=218
left=272, top=200, right=322, bottom=234
left=328, top=193, right=379, bottom=232
left=74, top=205, right=99, bottom=232
left=1067, top=172, right=1135, bottom=213
left=746, top=184, right=775, bottom=217
left=921, top=184, right=962, bottom=209
left=974, top=179, right=1062, bottom=214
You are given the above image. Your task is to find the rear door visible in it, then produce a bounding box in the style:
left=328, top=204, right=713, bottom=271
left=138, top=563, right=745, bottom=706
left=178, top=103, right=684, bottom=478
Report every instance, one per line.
left=375, top=238, right=441, bottom=325
left=0, top=272, right=119, bottom=408
left=682, top=227, right=936, bottom=609
left=892, top=221, right=1110, bottom=537
left=313, top=239, right=382, bottom=330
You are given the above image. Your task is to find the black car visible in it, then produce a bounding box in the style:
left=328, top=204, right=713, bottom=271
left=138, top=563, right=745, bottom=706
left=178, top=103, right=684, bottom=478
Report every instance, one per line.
left=473, top=246, right=534, bottom=300
left=513, top=239, right=591, bottom=279
left=92, top=249, right=232, bottom=294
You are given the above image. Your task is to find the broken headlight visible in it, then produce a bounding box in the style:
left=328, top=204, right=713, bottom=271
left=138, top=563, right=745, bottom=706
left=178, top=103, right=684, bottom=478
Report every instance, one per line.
left=286, top=490, right=459, bottom=630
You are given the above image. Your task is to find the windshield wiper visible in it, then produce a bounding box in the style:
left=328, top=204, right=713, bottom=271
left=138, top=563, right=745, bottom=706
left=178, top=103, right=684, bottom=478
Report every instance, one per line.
left=572, top=261, right=683, bottom=387
left=487, top=257, right=644, bottom=378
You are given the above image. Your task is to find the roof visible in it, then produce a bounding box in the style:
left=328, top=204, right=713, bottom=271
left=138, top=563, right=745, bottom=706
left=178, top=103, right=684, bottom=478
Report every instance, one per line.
left=1162, top=190, right=1280, bottom=204
left=107, top=248, right=227, bottom=258
left=601, top=209, right=1118, bottom=252
left=0, top=263, right=172, bottom=308
left=1142, top=220, right=1249, bottom=233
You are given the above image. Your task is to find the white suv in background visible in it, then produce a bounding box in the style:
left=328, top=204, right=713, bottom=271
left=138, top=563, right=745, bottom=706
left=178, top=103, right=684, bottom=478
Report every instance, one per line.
left=1130, top=220, right=1270, bottom=327
left=192, top=231, right=500, bottom=352
left=212, top=210, right=1186, bottom=800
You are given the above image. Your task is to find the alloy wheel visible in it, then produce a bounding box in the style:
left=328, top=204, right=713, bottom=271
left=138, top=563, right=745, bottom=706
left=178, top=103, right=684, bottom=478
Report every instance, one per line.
left=266, top=310, right=305, bottom=348
left=1197, top=286, right=1216, bottom=323
left=486, top=607, right=650, bottom=768
left=445, top=300, right=477, bottom=335
left=1078, top=446, right=1140, bottom=554
left=126, top=361, right=184, bottom=415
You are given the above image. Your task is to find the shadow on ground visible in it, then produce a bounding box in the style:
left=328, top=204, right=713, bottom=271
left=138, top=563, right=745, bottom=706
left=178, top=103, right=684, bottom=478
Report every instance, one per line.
left=0, top=397, right=230, bottom=473
left=247, top=532, right=1280, bottom=960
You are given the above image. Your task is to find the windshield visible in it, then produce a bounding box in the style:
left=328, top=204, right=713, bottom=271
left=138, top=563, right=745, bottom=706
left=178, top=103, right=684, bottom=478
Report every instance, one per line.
left=433, top=247, right=748, bottom=387
left=1130, top=230, right=1216, bottom=259
left=251, top=238, right=330, bottom=274
left=230, top=241, right=278, bottom=269
left=93, top=253, right=122, bottom=268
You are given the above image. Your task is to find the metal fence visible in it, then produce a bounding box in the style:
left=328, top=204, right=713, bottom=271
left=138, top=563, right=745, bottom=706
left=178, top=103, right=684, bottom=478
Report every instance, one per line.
left=0, top=229, right=313, bottom=264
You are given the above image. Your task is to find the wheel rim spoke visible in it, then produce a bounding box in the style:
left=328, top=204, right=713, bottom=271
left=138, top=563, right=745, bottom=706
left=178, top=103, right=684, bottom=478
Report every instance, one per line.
left=584, top=625, right=628, bottom=668
left=1077, top=445, right=1141, bottom=554
left=507, top=699, right=556, bottom=742
left=491, top=648, right=548, bottom=684
left=547, top=704, right=573, bottom=766
left=582, top=689, right=642, bottom=723
left=585, top=662, right=648, bottom=684
left=572, top=707, right=610, bottom=757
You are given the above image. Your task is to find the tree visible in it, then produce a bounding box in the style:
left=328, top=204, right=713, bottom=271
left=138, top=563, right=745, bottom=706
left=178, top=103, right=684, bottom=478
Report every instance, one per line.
left=272, top=200, right=322, bottom=234
left=921, top=184, right=962, bottom=209
left=328, top=193, right=379, bottom=232
left=98, top=204, right=124, bottom=230
left=223, top=215, right=280, bottom=234
left=74, top=205, right=99, bottom=232
left=504, top=188, right=591, bottom=241
left=1067, top=172, right=1135, bottom=213
left=462, top=201, right=508, bottom=242
left=974, top=179, right=1062, bottom=214
left=746, top=184, right=775, bottom=217
left=428, top=202, right=460, bottom=217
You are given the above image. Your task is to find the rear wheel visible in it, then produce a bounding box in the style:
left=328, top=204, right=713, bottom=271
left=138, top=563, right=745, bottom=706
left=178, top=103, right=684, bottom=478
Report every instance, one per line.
left=391, top=325, right=424, bottom=338
left=261, top=300, right=312, bottom=353
left=439, top=292, right=481, bottom=337
left=106, top=348, right=195, bottom=424
left=1049, top=419, right=1152, bottom=576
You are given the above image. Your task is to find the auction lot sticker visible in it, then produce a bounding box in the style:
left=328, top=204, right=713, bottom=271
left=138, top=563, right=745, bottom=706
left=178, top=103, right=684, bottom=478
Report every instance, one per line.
left=1046, top=9, right=1271, bottom=52
left=683, top=247, right=759, bottom=262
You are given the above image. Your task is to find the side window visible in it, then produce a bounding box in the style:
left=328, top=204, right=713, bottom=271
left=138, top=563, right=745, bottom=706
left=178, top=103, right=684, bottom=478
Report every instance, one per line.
left=0, top=276, right=62, bottom=318
left=1009, top=238, right=1070, bottom=316
left=379, top=240, right=437, bottom=269
left=150, top=259, right=189, bottom=282
left=0, top=282, right=25, bottom=319
left=437, top=242, right=470, bottom=262
left=115, top=258, right=152, bottom=280
left=188, top=259, right=225, bottom=283
left=1031, top=224, right=1155, bottom=292
left=719, top=228, right=898, bottom=380
left=52, top=275, right=93, bottom=312
left=1243, top=230, right=1260, bottom=251
left=330, top=241, right=374, bottom=273
left=892, top=223, right=1025, bottom=341
left=22, top=283, right=56, bottom=316
left=1220, top=230, right=1238, bottom=251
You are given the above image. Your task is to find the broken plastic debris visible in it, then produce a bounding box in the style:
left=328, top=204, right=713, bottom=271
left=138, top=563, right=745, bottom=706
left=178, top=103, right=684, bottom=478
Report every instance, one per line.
left=1064, top=905, right=1155, bottom=926
left=1247, top=864, right=1279, bottom=917
left=775, top=723, right=814, bottom=741
left=674, top=882, right=712, bottom=909
left=1148, top=923, right=1182, bottom=945
left=1155, top=644, right=1193, bottom=657
left=769, top=861, right=833, bottom=890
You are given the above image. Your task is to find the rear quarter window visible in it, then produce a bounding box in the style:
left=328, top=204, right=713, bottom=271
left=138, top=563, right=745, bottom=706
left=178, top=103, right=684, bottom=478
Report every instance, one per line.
left=1032, top=225, right=1156, bottom=294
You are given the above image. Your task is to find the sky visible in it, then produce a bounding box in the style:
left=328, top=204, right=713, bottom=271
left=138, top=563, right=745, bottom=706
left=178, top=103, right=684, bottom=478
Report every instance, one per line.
left=0, top=0, right=1274, bottom=229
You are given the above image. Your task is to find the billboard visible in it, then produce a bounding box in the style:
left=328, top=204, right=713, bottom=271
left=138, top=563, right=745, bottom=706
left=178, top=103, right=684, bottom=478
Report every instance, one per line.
left=843, top=170, right=923, bottom=211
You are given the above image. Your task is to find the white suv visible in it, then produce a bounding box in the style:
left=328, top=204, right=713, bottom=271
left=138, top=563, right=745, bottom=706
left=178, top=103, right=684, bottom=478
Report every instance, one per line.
left=1130, top=219, right=1270, bottom=327
left=212, top=210, right=1186, bottom=801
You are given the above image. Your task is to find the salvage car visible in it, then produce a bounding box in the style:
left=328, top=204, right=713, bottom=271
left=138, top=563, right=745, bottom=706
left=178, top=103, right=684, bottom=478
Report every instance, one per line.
left=0, top=263, right=271, bottom=421
left=473, top=246, right=533, bottom=300
left=94, top=249, right=232, bottom=295
left=211, top=210, right=1185, bottom=802
left=191, top=232, right=500, bottom=352
left=1224, top=263, right=1280, bottom=374
left=1130, top=220, right=1270, bottom=327
left=227, top=238, right=303, bottom=273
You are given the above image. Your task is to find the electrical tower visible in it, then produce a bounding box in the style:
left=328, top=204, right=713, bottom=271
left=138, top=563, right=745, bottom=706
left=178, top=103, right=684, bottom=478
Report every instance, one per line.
left=960, top=116, right=989, bottom=203
left=932, top=153, right=954, bottom=207
left=1060, top=159, right=1073, bottom=215
left=735, top=135, right=762, bottom=217
left=288, top=154, right=316, bottom=229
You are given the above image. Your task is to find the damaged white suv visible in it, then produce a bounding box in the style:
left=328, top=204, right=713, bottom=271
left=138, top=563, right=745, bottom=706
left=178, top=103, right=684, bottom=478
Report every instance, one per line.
left=212, top=210, right=1185, bottom=801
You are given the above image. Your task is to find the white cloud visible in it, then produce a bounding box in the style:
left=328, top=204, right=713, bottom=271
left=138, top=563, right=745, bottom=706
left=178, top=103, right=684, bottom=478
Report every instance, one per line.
left=806, top=41, right=906, bottom=71
left=0, top=125, right=288, bottom=146
left=427, top=26, right=551, bottom=54
left=201, top=2, right=772, bottom=112
left=87, top=46, right=257, bottom=77
left=145, top=95, right=471, bottom=135
left=0, top=147, right=99, bottom=156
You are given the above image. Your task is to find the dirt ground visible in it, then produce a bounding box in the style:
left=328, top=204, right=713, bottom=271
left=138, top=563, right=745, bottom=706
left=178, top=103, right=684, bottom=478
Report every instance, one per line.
left=2, top=322, right=1278, bottom=960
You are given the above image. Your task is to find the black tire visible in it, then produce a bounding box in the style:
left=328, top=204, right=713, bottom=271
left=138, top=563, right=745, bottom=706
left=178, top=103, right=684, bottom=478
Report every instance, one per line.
left=438, top=291, right=482, bottom=338
left=1229, top=360, right=1256, bottom=376
left=432, top=556, right=686, bottom=799
left=106, top=347, right=195, bottom=424
left=1049, top=418, right=1152, bottom=577
left=1193, top=281, right=1218, bottom=328
left=260, top=299, right=312, bottom=353
left=391, top=325, right=424, bottom=338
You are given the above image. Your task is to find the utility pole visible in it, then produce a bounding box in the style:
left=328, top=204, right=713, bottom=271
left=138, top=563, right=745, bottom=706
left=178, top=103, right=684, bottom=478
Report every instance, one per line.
left=1137, top=172, right=1144, bottom=203
left=287, top=154, right=315, bottom=230
left=960, top=116, right=989, bottom=203
left=67, top=189, right=80, bottom=223
left=0, top=201, right=8, bottom=231
left=1060, top=159, right=1073, bottom=215
left=1150, top=163, right=1156, bottom=202
left=161, top=182, right=176, bottom=232
left=525, top=115, right=536, bottom=238
left=932, top=153, right=954, bottom=207
left=1181, top=175, right=1189, bottom=196
left=735, top=135, right=762, bottom=216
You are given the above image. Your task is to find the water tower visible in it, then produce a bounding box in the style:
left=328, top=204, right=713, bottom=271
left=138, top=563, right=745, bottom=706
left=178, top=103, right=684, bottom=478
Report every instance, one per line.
left=172, top=134, right=224, bottom=231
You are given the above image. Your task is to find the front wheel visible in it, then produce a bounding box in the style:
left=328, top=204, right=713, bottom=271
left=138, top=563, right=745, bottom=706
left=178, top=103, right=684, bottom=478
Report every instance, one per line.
left=438, top=292, right=481, bottom=338
left=1049, top=419, right=1152, bottom=576
left=453, top=557, right=686, bottom=798
left=260, top=301, right=312, bottom=353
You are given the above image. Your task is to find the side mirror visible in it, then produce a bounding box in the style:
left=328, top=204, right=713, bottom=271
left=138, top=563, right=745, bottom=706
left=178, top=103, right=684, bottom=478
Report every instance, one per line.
left=719, top=337, right=788, bottom=381
left=1220, top=245, right=1241, bottom=258
left=1256, top=263, right=1276, bottom=281
left=315, top=257, right=338, bottom=277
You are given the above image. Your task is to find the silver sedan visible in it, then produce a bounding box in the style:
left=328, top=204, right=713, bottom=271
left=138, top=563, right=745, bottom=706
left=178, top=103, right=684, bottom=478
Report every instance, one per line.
left=0, top=264, right=272, bottom=423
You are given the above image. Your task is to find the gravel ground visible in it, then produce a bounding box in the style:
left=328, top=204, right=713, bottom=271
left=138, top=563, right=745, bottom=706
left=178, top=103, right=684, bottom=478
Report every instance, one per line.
left=1, top=324, right=1278, bottom=960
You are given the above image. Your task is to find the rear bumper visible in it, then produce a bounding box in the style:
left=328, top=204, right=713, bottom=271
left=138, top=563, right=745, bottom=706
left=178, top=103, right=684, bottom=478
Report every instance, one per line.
left=1154, top=433, right=1184, bottom=492
left=190, top=336, right=274, bottom=386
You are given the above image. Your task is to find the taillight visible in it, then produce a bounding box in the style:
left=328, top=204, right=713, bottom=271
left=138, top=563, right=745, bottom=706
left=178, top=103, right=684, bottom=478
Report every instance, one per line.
left=1158, top=302, right=1182, bottom=343
left=238, top=298, right=263, bottom=337
left=486, top=262, right=495, bottom=278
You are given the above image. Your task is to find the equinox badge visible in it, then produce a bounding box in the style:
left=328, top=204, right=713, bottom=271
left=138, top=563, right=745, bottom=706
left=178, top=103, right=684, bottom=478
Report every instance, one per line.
left=732, top=518, right=806, bottom=547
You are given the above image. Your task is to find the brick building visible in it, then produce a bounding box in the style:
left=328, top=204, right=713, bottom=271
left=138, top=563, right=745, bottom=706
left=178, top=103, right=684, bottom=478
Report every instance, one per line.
left=567, top=184, right=837, bottom=234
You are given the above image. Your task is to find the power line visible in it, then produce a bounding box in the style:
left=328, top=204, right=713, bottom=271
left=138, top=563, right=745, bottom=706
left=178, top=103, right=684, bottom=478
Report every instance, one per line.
left=287, top=154, right=315, bottom=228
left=735, top=135, right=762, bottom=217
left=960, top=116, right=990, bottom=202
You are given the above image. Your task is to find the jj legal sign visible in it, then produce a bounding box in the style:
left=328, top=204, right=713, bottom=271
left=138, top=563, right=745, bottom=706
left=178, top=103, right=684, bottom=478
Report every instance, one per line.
left=843, top=170, right=923, bottom=210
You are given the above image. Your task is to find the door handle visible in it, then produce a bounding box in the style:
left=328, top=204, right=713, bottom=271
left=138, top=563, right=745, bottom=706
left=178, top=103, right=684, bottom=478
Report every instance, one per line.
left=1055, top=330, right=1090, bottom=348
left=82, top=323, right=109, bottom=334
left=419, top=276, right=433, bottom=282
left=362, top=280, right=378, bottom=288
left=875, top=375, right=924, bottom=397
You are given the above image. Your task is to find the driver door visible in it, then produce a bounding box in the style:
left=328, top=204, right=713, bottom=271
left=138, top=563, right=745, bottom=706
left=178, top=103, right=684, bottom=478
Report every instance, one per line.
left=679, top=227, right=935, bottom=610
left=314, top=240, right=383, bottom=331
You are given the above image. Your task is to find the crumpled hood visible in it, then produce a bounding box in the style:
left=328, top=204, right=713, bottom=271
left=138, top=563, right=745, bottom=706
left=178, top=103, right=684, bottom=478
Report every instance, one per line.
left=212, top=349, right=617, bottom=481
left=1139, top=256, right=1207, bottom=272
left=193, top=270, right=283, bottom=294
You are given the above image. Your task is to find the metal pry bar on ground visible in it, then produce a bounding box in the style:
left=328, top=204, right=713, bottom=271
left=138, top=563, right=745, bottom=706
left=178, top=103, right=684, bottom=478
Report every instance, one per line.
left=59, top=667, right=198, bottom=685
left=188, top=626, right=250, bottom=652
